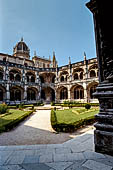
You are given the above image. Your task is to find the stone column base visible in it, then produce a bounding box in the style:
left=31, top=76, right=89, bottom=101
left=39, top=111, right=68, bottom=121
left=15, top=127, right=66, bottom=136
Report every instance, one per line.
left=94, top=130, right=113, bottom=156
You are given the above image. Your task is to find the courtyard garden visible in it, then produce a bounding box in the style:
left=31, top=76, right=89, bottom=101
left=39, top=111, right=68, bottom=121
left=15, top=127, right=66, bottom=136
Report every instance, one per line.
left=0, top=104, right=34, bottom=133
left=51, top=107, right=99, bottom=132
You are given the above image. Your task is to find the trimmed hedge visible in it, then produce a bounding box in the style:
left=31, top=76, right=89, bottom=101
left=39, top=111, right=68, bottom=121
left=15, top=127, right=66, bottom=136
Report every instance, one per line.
left=51, top=109, right=96, bottom=132
left=53, top=102, right=99, bottom=107
left=0, top=110, right=34, bottom=133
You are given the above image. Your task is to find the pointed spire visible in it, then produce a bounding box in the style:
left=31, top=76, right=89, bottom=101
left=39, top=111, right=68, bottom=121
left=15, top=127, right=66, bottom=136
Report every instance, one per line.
left=21, top=37, right=23, bottom=42
left=49, top=55, right=51, bottom=61
left=84, top=52, right=86, bottom=60
left=69, top=56, right=71, bottom=64
left=53, top=51, right=56, bottom=68
left=34, top=50, right=37, bottom=56
left=53, top=51, right=56, bottom=62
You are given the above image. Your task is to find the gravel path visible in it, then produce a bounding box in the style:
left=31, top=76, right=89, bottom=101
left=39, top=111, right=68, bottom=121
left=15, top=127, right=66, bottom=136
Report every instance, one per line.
left=0, top=109, right=94, bottom=145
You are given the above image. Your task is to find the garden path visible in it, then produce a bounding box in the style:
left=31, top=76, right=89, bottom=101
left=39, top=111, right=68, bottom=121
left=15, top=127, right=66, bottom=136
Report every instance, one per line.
left=0, top=107, right=94, bottom=145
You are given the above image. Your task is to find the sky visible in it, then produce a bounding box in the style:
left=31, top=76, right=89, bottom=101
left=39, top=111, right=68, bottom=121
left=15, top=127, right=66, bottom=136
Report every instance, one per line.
left=0, top=0, right=96, bottom=66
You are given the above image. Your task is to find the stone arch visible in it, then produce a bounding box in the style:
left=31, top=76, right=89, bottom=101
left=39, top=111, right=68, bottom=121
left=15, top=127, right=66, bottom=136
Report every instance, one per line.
left=73, top=68, right=84, bottom=80
left=9, top=69, right=21, bottom=82
left=87, top=81, right=98, bottom=101
left=26, top=71, right=35, bottom=83
left=0, top=85, right=6, bottom=102
left=56, top=86, right=68, bottom=100
left=74, top=73, right=79, bottom=80
left=0, top=68, right=3, bottom=80
left=41, top=87, right=55, bottom=102
left=89, top=64, right=98, bottom=71
left=39, top=73, right=56, bottom=84
left=90, top=70, right=96, bottom=78
left=70, top=84, right=84, bottom=100
left=10, top=86, right=24, bottom=101
left=60, top=71, right=69, bottom=82
left=27, top=87, right=38, bottom=101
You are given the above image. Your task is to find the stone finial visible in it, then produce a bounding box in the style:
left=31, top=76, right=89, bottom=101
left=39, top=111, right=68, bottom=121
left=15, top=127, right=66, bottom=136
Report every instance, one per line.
left=34, top=51, right=37, bottom=56
left=69, top=56, right=71, bottom=64
left=84, top=52, right=86, bottom=61
left=21, top=37, right=23, bottom=42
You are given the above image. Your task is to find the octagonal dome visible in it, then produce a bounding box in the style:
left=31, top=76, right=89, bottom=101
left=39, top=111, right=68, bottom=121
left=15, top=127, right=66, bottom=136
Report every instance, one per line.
left=13, top=38, right=30, bottom=59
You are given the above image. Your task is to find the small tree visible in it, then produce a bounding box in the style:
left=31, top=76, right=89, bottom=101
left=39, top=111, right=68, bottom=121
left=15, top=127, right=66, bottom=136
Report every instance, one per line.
left=0, top=103, right=8, bottom=114
left=85, top=103, right=91, bottom=110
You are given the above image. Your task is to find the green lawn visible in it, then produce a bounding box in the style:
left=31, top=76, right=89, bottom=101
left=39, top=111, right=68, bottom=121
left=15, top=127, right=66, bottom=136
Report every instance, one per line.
left=51, top=107, right=99, bottom=132
left=0, top=109, right=33, bottom=133
left=56, top=107, right=99, bottom=124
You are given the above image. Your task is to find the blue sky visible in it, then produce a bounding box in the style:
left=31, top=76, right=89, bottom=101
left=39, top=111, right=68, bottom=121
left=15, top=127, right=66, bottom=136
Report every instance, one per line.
left=0, top=0, right=96, bottom=66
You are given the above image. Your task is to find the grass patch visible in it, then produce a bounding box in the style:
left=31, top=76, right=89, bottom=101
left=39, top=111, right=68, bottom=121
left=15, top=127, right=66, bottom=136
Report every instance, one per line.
left=51, top=107, right=99, bottom=132
left=0, top=109, right=34, bottom=133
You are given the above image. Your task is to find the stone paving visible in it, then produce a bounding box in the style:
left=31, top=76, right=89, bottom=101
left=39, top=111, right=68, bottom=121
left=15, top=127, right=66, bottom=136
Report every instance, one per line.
left=0, top=129, right=113, bottom=170
left=0, top=108, right=94, bottom=145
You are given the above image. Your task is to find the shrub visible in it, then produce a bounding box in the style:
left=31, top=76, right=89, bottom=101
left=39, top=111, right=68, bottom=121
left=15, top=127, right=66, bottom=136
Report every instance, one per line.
left=51, top=101, right=55, bottom=106
left=32, top=105, right=34, bottom=110
left=19, top=103, right=24, bottom=110
left=63, top=100, right=70, bottom=104
left=0, top=104, right=8, bottom=114
left=37, top=101, right=44, bottom=106
left=16, top=104, right=19, bottom=109
left=85, top=103, right=91, bottom=110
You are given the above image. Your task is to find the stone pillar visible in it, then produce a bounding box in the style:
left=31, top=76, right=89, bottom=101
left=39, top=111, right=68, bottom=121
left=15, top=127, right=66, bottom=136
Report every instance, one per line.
left=86, top=0, right=113, bottom=155
left=83, top=82, right=88, bottom=103
left=6, top=84, right=10, bottom=104
left=68, top=87, right=71, bottom=101
left=24, top=86, right=27, bottom=101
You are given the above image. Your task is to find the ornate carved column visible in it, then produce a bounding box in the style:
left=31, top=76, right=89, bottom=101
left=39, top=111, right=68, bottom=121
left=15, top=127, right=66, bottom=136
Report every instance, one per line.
left=86, top=0, right=113, bottom=155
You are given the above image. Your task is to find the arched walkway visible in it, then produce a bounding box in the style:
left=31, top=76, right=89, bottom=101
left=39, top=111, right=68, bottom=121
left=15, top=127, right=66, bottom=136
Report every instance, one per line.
left=56, top=86, right=68, bottom=101
left=27, top=87, right=38, bottom=101
left=87, top=82, right=98, bottom=102
left=70, top=85, right=84, bottom=100
left=41, top=87, right=55, bottom=102
left=10, top=86, right=23, bottom=101
left=0, top=86, right=6, bottom=102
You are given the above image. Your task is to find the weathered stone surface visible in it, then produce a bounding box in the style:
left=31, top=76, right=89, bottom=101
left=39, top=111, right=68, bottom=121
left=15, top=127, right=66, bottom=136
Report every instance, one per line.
left=82, top=160, right=113, bottom=170
left=21, top=163, right=51, bottom=170
left=46, top=162, right=73, bottom=170
left=22, top=155, right=40, bottom=164
left=86, top=0, right=113, bottom=156
left=83, top=151, right=105, bottom=160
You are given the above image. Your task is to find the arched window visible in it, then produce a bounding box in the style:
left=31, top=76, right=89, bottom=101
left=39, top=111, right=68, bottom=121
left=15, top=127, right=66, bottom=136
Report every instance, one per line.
left=41, top=90, right=45, bottom=100
left=43, top=63, right=45, bottom=68
left=52, top=76, right=55, bottom=83
left=40, top=76, right=44, bottom=83
left=74, top=73, right=79, bottom=80
left=10, top=88, right=21, bottom=101
left=74, top=86, right=84, bottom=99
left=27, top=89, right=36, bottom=101
left=0, top=72, right=3, bottom=80
left=61, top=76, right=64, bottom=82
left=65, top=75, right=68, bottom=81
left=80, top=72, right=83, bottom=79
left=3, top=57, right=6, bottom=62
left=31, top=76, right=35, bottom=83
left=90, top=85, right=97, bottom=99
left=90, top=70, right=96, bottom=78
left=24, top=63, right=28, bottom=67
left=15, top=74, right=21, bottom=82
left=60, top=87, right=68, bottom=100
left=0, top=89, right=3, bottom=101
left=9, top=73, right=14, bottom=81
